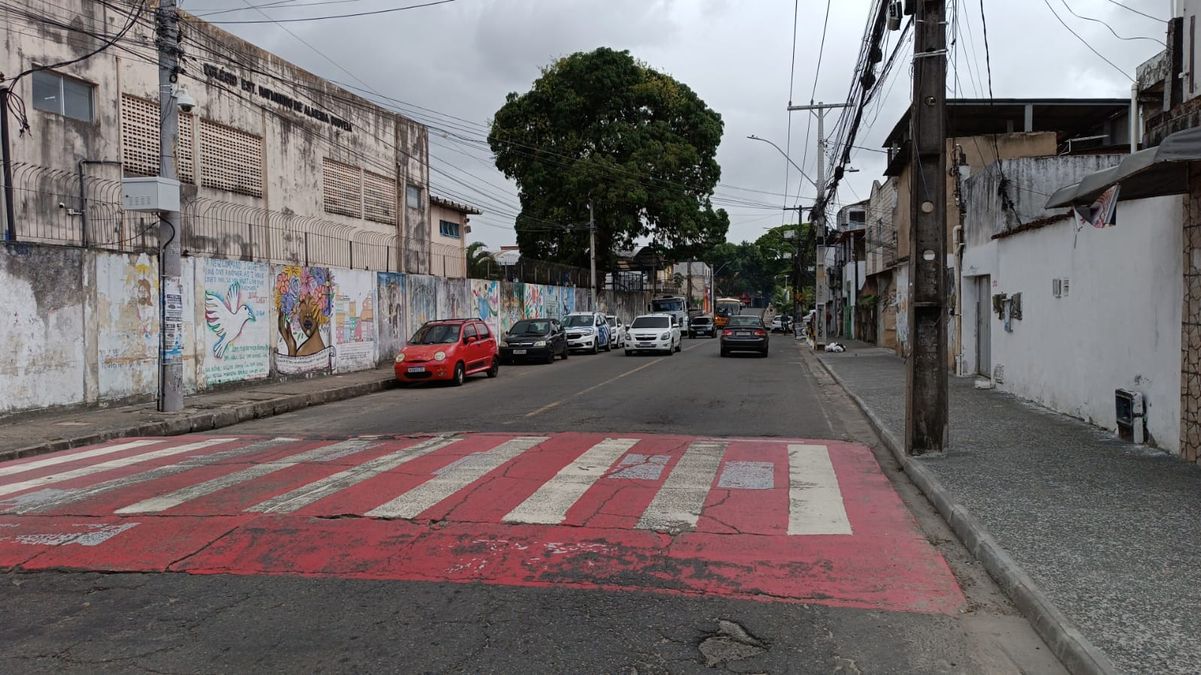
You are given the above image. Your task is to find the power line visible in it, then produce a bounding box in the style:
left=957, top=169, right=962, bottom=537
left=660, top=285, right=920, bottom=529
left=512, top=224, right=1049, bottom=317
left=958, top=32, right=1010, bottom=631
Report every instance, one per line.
left=207, top=0, right=455, bottom=24
left=1041, top=0, right=1134, bottom=81
left=194, top=0, right=366, bottom=19
left=1059, top=0, right=1165, bottom=46
left=1103, top=0, right=1166, bottom=23
left=782, top=0, right=800, bottom=225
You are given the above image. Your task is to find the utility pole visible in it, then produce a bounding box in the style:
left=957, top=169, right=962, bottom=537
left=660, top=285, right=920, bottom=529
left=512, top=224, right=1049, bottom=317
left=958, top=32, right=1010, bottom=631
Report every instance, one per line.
left=0, top=85, right=15, bottom=242
left=786, top=102, right=849, bottom=344
left=156, top=0, right=184, bottom=412
left=588, top=200, right=597, bottom=309
left=906, top=0, right=948, bottom=455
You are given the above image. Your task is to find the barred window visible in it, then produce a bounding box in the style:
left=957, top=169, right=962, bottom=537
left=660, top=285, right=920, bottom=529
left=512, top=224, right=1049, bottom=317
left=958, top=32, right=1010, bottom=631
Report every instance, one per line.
left=363, top=170, right=397, bottom=224
left=120, top=94, right=194, bottom=183
left=323, top=158, right=362, bottom=218
left=200, top=119, right=263, bottom=196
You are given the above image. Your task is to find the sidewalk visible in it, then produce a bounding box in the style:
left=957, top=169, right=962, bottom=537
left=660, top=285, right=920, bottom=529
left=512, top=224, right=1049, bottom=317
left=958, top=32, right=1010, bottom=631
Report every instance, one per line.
left=0, top=367, right=397, bottom=462
left=815, top=342, right=1201, bottom=674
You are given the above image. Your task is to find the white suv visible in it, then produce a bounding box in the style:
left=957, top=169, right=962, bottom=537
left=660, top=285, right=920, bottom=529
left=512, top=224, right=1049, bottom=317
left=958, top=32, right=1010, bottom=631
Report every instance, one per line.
left=625, top=313, right=682, bottom=356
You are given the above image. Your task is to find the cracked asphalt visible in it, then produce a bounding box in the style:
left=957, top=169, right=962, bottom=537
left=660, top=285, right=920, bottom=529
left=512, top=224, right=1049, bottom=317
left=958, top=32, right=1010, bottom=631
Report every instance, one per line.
left=0, top=336, right=1066, bottom=673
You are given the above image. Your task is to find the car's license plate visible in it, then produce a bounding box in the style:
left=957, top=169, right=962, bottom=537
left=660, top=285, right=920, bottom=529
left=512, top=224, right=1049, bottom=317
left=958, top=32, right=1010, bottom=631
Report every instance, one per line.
left=639, top=343, right=653, bottom=347
left=406, top=366, right=426, bottom=373
left=737, top=331, right=750, bottom=336
left=512, top=349, right=527, bottom=355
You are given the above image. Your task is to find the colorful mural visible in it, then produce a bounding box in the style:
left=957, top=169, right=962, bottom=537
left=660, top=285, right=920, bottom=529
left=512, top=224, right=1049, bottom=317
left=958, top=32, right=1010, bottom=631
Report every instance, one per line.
left=332, top=269, right=378, bottom=373
left=561, top=287, right=576, bottom=317
left=470, top=279, right=501, bottom=337
left=523, top=283, right=545, bottom=319
left=407, top=274, right=438, bottom=338
left=437, top=277, right=470, bottom=322
left=376, top=272, right=407, bottom=360
left=501, top=281, right=524, bottom=336
left=274, top=265, right=333, bottom=375
left=202, top=258, right=270, bottom=386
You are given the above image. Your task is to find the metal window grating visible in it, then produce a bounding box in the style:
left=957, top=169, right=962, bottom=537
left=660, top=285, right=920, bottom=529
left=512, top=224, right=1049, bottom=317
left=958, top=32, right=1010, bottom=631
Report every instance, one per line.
left=363, top=170, right=397, bottom=224
left=121, top=94, right=194, bottom=182
left=323, top=158, right=362, bottom=218
left=200, top=119, right=263, bottom=196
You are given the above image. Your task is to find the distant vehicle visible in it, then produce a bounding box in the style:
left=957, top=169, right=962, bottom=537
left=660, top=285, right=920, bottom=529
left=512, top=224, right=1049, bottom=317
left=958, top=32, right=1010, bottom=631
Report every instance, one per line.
left=500, top=318, right=568, bottom=364
left=770, top=315, right=793, bottom=333
left=563, top=312, right=612, bottom=354
left=721, top=315, right=769, bottom=358
left=394, top=319, right=499, bottom=385
left=689, top=315, right=716, bottom=339
left=714, top=298, right=743, bottom=329
left=626, top=313, right=682, bottom=356
left=650, top=295, right=690, bottom=334
left=606, top=315, right=627, bottom=349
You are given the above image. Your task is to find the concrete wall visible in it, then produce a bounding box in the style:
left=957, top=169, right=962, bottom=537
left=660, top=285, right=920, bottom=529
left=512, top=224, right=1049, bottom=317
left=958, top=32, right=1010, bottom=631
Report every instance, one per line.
left=960, top=196, right=1183, bottom=452
left=0, top=244, right=639, bottom=417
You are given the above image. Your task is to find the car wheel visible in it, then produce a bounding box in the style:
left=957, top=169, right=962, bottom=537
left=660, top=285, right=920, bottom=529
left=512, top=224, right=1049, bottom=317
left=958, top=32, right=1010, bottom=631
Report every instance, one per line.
left=625, top=349, right=633, bottom=357
left=560, top=346, right=569, bottom=360
left=591, top=341, right=599, bottom=355
left=761, top=349, right=769, bottom=358
left=488, top=358, right=500, bottom=377
left=544, top=351, right=555, bottom=365
left=452, top=362, right=465, bottom=386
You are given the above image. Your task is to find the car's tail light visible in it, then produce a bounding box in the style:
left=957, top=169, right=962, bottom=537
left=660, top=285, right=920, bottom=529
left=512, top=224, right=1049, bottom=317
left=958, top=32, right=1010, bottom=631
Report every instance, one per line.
left=722, top=330, right=734, bottom=337
left=754, top=329, right=767, bottom=337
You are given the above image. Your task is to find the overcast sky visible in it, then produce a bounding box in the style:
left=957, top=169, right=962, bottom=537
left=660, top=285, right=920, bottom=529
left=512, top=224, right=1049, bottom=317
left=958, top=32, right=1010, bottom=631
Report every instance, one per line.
left=203, top=0, right=1169, bottom=249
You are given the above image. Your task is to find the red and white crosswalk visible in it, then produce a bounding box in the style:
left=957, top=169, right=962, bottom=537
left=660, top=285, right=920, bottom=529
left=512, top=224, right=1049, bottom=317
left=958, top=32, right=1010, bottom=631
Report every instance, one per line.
left=0, top=433, right=964, bottom=613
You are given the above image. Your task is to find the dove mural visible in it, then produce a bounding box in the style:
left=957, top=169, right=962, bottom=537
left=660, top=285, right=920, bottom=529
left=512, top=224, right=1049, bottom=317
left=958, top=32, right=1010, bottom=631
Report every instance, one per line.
left=202, top=259, right=270, bottom=385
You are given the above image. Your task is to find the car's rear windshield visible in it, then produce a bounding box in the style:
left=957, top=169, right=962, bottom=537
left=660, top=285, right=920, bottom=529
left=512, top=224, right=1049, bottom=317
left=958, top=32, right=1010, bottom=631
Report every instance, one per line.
left=411, top=323, right=461, bottom=344
left=727, top=316, right=762, bottom=328
left=692, top=317, right=711, bottom=324
left=563, top=315, right=593, bottom=327
left=632, top=316, right=669, bottom=328
left=509, top=320, right=551, bottom=336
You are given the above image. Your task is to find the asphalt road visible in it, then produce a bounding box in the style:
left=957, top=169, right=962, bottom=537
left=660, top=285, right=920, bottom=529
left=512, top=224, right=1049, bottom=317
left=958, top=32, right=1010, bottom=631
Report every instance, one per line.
left=0, top=335, right=1065, bottom=674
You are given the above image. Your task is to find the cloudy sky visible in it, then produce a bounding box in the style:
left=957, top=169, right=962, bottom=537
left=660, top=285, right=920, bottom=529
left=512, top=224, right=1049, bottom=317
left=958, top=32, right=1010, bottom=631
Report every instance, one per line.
left=200, top=0, right=1168, bottom=248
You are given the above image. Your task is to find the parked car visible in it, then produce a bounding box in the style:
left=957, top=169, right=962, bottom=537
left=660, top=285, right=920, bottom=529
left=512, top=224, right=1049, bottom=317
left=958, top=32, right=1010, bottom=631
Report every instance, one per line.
left=394, top=319, right=499, bottom=385
left=770, top=315, right=793, bottom=334
left=563, top=312, right=612, bottom=354
left=500, top=318, right=568, bottom=364
left=721, top=315, right=769, bottom=357
left=689, top=315, right=716, bottom=339
left=625, top=313, right=682, bottom=356
left=606, top=315, right=627, bottom=349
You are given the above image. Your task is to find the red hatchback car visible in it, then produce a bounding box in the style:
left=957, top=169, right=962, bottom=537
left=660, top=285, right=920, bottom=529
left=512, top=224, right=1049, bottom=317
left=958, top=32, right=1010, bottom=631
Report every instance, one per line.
left=394, top=319, right=500, bottom=386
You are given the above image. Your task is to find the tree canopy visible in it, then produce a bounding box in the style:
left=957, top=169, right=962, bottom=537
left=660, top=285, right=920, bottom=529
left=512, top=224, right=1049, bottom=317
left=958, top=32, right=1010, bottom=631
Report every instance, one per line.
left=489, top=48, right=729, bottom=270
left=707, top=224, right=812, bottom=306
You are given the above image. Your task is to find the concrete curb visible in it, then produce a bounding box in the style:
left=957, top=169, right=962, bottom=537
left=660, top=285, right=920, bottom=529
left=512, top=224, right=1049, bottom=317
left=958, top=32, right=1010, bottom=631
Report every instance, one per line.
left=0, top=376, right=397, bottom=464
left=810, top=352, right=1117, bottom=675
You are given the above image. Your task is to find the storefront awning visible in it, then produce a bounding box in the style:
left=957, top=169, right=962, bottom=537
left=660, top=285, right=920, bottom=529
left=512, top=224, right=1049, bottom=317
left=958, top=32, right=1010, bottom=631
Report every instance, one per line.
left=1045, top=126, right=1201, bottom=208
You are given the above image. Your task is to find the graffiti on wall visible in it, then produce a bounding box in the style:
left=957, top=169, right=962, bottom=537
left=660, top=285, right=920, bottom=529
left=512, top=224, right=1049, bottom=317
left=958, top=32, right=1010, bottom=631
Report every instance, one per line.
left=437, top=277, right=469, bottom=322
left=274, top=265, right=333, bottom=374
left=470, top=279, right=500, bottom=336
left=523, top=284, right=544, bottom=319
left=561, top=287, right=575, bottom=317
left=332, top=269, right=378, bottom=373
left=501, top=282, right=524, bottom=335
left=376, top=272, right=407, bottom=360
left=202, top=258, right=270, bottom=386
left=408, top=274, right=437, bottom=337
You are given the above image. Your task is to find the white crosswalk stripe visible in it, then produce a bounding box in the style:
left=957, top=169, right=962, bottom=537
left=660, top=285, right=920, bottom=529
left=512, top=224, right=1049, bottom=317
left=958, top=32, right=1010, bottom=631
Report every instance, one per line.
left=786, top=444, right=852, bottom=535
left=0, top=438, right=237, bottom=499
left=115, top=439, right=381, bottom=514
left=0, top=439, right=165, bottom=478
left=504, top=438, right=640, bottom=525
left=366, top=436, right=547, bottom=519
left=637, top=440, right=727, bottom=533
left=246, top=435, right=461, bottom=514
left=3, top=437, right=297, bottom=515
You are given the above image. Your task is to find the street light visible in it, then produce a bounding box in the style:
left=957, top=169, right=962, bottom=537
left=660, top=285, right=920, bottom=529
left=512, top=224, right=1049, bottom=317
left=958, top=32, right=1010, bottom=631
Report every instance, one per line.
left=747, top=135, right=818, bottom=190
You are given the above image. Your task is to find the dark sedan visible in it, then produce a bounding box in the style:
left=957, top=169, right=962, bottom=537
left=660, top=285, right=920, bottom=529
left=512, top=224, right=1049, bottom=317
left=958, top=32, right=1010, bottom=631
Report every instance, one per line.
left=500, top=319, right=568, bottom=364
left=689, top=315, right=716, bottom=338
left=720, top=316, right=769, bottom=357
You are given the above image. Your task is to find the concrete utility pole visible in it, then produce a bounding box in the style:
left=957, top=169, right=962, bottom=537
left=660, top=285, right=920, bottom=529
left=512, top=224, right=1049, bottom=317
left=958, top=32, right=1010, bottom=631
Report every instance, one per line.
left=588, top=200, right=597, bottom=308
left=906, top=0, right=949, bottom=455
left=157, top=0, right=184, bottom=412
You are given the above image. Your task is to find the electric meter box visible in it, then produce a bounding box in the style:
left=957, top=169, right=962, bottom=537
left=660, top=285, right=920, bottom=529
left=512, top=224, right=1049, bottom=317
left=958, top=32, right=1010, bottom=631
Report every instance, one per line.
left=122, top=176, right=181, bottom=212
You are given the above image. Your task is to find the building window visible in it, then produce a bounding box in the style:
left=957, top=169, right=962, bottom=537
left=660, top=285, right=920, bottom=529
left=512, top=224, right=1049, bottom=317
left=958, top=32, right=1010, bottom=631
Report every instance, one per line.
left=363, top=170, right=397, bottom=224
left=323, top=158, right=362, bottom=218
left=31, top=70, right=93, bottom=122
left=121, top=95, right=194, bottom=183
left=199, top=119, right=263, bottom=197
left=439, top=220, right=461, bottom=239
left=406, top=183, right=422, bottom=209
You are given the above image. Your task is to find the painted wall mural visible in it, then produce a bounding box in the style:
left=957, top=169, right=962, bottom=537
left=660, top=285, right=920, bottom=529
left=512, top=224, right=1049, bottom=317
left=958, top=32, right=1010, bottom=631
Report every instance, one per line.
left=437, top=277, right=470, bottom=322
left=332, top=269, right=378, bottom=373
left=202, top=258, right=270, bottom=386
left=470, top=279, right=501, bottom=337
left=501, top=281, right=524, bottom=336
left=376, top=272, right=407, bottom=360
left=274, top=265, right=333, bottom=375
left=523, top=283, right=545, bottom=319
left=561, top=287, right=576, bottom=317
left=407, top=274, right=438, bottom=338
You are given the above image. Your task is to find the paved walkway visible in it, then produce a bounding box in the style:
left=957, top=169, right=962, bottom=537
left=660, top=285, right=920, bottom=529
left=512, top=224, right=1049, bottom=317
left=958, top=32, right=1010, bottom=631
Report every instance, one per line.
left=0, top=367, right=396, bottom=462
left=818, top=342, right=1201, bottom=674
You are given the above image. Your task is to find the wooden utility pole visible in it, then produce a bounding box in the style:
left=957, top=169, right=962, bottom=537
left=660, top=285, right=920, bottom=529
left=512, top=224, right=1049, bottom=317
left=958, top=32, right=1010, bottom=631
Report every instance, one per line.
left=156, top=0, right=184, bottom=412
left=906, top=0, right=949, bottom=455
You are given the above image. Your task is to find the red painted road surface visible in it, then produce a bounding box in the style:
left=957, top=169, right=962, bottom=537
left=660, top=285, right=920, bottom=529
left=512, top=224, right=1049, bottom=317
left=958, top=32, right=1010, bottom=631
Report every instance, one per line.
left=0, top=433, right=963, bottom=613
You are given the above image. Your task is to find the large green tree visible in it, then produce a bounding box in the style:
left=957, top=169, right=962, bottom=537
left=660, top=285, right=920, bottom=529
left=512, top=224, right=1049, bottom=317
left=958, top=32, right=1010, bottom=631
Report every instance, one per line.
left=707, top=224, right=811, bottom=305
left=489, top=48, right=729, bottom=270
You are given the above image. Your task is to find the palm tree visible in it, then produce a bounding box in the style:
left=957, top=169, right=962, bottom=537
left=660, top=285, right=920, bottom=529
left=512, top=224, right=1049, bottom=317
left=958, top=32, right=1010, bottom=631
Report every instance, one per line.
left=466, top=241, right=494, bottom=279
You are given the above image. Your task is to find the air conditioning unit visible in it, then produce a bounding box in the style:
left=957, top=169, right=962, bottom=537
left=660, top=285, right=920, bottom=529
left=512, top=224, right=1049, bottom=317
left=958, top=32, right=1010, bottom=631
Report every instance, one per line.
left=1115, top=389, right=1145, bottom=444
